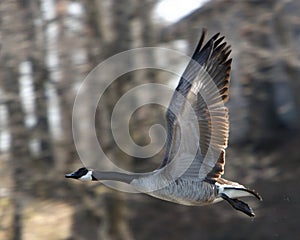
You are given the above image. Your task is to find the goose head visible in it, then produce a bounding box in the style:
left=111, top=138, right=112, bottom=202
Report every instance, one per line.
left=65, top=167, right=96, bottom=181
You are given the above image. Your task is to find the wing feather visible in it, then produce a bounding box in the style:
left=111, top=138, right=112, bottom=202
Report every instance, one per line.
left=160, top=30, right=232, bottom=181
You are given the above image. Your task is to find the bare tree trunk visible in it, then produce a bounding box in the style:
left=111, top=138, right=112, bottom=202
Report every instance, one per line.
left=26, top=0, right=54, bottom=163
left=98, top=1, right=134, bottom=239
left=31, top=57, right=54, bottom=164
left=54, top=0, right=78, bottom=167
left=3, top=57, right=31, bottom=240
left=78, top=0, right=135, bottom=239
left=0, top=1, right=33, bottom=239
left=272, top=1, right=300, bottom=128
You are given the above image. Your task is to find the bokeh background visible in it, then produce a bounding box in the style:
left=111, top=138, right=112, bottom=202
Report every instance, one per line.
left=1, top=0, right=300, bottom=239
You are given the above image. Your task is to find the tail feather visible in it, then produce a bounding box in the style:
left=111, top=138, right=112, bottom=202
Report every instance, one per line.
left=223, top=186, right=262, bottom=200
left=216, top=182, right=262, bottom=200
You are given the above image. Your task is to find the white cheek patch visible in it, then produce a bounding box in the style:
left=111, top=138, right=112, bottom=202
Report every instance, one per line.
left=79, top=170, right=93, bottom=181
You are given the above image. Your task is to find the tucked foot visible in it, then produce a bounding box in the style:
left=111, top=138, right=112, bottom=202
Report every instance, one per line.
left=221, top=193, right=255, bottom=217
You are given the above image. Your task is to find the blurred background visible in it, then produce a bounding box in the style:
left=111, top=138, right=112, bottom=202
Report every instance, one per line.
left=1, top=0, right=300, bottom=239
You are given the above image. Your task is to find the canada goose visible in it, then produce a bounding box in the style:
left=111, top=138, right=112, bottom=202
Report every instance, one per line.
left=66, top=30, right=262, bottom=217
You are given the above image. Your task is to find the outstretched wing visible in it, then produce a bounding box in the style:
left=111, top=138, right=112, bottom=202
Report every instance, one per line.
left=160, top=30, right=231, bottom=181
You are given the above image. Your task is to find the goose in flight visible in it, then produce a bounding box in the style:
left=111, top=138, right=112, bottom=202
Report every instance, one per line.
left=66, top=30, right=262, bottom=217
